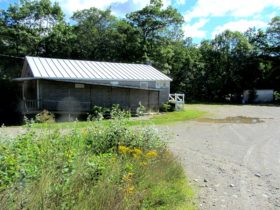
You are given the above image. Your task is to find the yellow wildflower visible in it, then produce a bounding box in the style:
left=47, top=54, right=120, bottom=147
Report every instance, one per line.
left=122, top=172, right=134, bottom=182
left=125, top=186, right=135, bottom=194
left=133, top=148, right=142, bottom=156
left=132, top=148, right=142, bottom=159
left=118, top=145, right=130, bottom=155
left=146, top=150, right=158, bottom=158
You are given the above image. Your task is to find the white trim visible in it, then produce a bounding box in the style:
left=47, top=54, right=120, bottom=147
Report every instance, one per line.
left=14, top=77, right=172, bottom=82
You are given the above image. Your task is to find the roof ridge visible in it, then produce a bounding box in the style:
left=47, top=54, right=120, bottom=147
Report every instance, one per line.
left=25, top=56, right=151, bottom=66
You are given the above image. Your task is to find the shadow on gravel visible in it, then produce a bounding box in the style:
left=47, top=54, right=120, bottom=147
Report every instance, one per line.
left=195, top=116, right=267, bottom=124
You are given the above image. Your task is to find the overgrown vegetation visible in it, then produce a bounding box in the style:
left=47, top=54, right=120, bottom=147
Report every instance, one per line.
left=88, top=104, right=147, bottom=121
left=0, top=114, right=196, bottom=209
left=136, top=102, right=146, bottom=117
left=160, top=101, right=176, bottom=112
left=35, top=109, right=55, bottom=123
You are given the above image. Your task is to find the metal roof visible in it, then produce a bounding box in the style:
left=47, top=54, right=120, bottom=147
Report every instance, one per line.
left=24, top=56, right=172, bottom=81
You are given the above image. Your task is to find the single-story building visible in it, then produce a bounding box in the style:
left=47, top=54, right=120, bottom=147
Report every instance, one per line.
left=15, top=56, right=172, bottom=115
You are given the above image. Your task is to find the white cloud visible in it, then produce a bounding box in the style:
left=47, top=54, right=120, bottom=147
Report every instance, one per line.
left=131, top=0, right=172, bottom=9
left=131, top=0, right=150, bottom=9
left=183, top=18, right=209, bottom=38
left=211, top=19, right=267, bottom=38
left=176, top=0, right=186, bottom=5
left=267, top=11, right=278, bottom=20
left=184, top=0, right=280, bottom=22
left=162, top=0, right=172, bottom=8
left=58, top=0, right=128, bottom=14
left=56, top=0, right=172, bottom=15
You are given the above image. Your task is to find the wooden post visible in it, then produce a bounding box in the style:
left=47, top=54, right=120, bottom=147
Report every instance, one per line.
left=157, top=91, right=160, bottom=112
left=129, top=88, right=131, bottom=109
left=147, top=90, right=150, bottom=112
left=37, top=80, right=40, bottom=109
left=22, top=81, right=25, bottom=100
left=22, top=81, right=27, bottom=113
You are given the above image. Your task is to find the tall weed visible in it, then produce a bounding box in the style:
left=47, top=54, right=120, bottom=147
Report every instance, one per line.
left=0, top=118, right=195, bottom=209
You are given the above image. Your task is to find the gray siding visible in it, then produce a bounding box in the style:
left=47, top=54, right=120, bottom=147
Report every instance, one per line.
left=52, top=79, right=170, bottom=106
left=34, top=80, right=161, bottom=112
left=90, top=85, right=112, bottom=107
left=159, top=87, right=170, bottom=105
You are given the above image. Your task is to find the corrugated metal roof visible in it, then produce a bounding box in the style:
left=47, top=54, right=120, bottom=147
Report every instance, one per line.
left=25, top=56, right=172, bottom=81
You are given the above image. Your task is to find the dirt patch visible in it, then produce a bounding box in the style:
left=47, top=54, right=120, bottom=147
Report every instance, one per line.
left=0, top=126, right=25, bottom=139
left=196, top=116, right=265, bottom=124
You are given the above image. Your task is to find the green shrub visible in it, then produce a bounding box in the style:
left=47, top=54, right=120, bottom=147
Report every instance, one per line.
left=160, top=101, right=175, bottom=112
left=88, top=105, right=104, bottom=121
left=136, top=102, right=145, bottom=116
left=110, top=104, right=131, bottom=119
left=160, top=102, right=171, bottom=112
left=88, top=104, right=131, bottom=121
left=274, top=91, right=280, bottom=103
left=35, top=109, right=55, bottom=123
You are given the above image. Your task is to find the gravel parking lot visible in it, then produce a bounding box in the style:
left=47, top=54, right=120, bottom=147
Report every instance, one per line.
left=167, top=105, right=280, bottom=210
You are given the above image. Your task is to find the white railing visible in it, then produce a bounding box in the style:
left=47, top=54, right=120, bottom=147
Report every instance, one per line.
left=169, top=94, right=185, bottom=110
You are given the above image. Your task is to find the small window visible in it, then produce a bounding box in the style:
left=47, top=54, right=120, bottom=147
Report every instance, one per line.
left=140, top=82, right=148, bottom=89
left=75, top=84, right=85, bottom=88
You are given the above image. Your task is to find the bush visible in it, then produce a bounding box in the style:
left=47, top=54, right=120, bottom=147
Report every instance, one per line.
left=136, top=102, right=145, bottom=116
left=88, top=105, right=104, bottom=121
left=274, top=91, right=280, bottom=103
left=88, top=104, right=131, bottom=121
left=35, top=109, right=55, bottom=123
left=0, top=118, right=195, bottom=209
left=110, top=104, right=131, bottom=119
left=160, top=101, right=175, bottom=112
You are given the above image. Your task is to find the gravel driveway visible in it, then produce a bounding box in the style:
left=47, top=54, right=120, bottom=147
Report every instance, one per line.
left=166, top=105, right=280, bottom=210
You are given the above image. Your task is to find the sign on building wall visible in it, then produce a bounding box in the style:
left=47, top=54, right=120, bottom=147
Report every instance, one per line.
left=75, top=84, right=85, bottom=88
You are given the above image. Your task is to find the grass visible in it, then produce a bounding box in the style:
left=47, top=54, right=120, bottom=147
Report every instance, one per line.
left=142, top=109, right=206, bottom=125
left=32, top=108, right=206, bottom=129
left=0, top=117, right=197, bottom=210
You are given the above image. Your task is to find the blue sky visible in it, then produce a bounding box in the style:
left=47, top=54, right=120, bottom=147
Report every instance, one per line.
left=1, top=0, right=279, bottom=43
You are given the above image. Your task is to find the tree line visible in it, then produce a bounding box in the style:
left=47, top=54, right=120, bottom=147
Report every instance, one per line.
left=0, top=0, right=279, bottom=123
